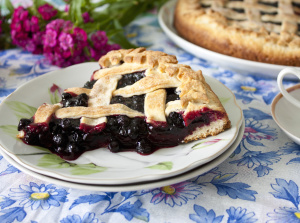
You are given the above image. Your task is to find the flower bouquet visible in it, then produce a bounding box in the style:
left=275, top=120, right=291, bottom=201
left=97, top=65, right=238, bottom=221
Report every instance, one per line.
left=0, top=0, right=168, bottom=67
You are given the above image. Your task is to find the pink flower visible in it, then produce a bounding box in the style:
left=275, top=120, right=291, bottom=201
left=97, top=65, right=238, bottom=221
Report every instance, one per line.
left=46, top=19, right=64, bottom=32
left=33, top=31, right=45, bottom=45
left=13, top=6, right=29, bottom=21
left=58, top=32, right=73, bottom=50
left=25, top=40, right=36, bottom=52
left=73, top=27, right=88, bottom=49
left=44, top=29, right=57, bottom=47
left=24, top=16, right=39, bottom=32
left=91, top=31, right=108, bottom=49
left=82, top=12, right=93, bottom=23
left=64, top=5, right=70, bottom=12
left=38, top=3, right=58, bottom=20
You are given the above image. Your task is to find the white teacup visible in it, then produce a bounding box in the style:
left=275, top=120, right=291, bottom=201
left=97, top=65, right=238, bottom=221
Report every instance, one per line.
left=277, top=68, right=300, bottom=108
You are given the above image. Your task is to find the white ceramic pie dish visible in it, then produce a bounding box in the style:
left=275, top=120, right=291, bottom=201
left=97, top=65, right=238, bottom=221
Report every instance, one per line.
left=271, top=84, right=300, bottom=145
left=0, top=62, right=243, bottom=185
left=158, top=0, right=299, bottom=79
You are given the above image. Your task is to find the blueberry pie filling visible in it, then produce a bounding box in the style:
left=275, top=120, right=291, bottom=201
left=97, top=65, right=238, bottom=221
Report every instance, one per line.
left=17, top=48, right=231, bottom=160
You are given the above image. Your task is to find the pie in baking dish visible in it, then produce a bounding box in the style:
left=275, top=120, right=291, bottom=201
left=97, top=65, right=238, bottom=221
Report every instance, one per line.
left=174, top=0, right=300, bottom=66
left=17, top=48, right=231, bottom=160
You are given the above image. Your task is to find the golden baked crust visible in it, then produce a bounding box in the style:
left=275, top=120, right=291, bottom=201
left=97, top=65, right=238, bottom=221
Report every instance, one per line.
left=18, top=48, right=231, bottom=143
left=174, top=0, right=300, bottom=66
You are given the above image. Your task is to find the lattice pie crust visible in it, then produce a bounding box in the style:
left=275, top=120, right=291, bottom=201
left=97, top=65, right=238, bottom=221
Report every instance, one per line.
left=174, top=0, right=300, bottom=66
left=17, top=48, right=231, bottom=159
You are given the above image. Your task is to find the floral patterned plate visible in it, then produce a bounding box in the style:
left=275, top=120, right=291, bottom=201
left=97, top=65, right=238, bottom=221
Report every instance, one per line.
left=0, top=62, right=243, bottom=185
left=0, top=120, right=245, bottom=191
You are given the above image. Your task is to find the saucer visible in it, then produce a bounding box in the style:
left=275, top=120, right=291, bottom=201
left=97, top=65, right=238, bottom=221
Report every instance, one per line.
left=271, top=84, right=300, bottom=144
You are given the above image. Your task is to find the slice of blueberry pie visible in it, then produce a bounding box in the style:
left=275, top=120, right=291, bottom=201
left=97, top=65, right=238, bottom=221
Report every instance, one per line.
left=17, top=48, right=231, bottom=160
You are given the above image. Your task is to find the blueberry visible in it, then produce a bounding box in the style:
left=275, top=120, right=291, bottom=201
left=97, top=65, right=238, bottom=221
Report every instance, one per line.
left=79, top=93, right=89, bottom=101
left=24, top=132, right=39, bottom=144
left=119, top=126, right=128, bottom=137
left=65, top=143, right=79, bottom=154
left=117, top=115, right=130, bottom=126
left=60, top=119, right=71, bottom=130
left=70, top=132, right=82, bottom=143
left=18, top=118, right=32, bottom=131
left=108, top=141, right=120, bottom=152
left=83, top=80, right=97, bottom=89
left=167, top=94, right=180, bottom=102
left=128, top=126, right=139, bottom=139
left=53, top=134, right=66, bottom=146
left=167, top=112, right=185, bottom=128
left=61, top=92, right=72, bottom=100
left=39, top=132, right=52, bottom=147
left=55, top=146, right=64, bottom=155
left=136, top=139, right=152, bottom=154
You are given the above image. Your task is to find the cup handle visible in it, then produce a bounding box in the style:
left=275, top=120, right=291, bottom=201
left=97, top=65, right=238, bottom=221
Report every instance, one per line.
left=277, top=68, right=300, bottom=108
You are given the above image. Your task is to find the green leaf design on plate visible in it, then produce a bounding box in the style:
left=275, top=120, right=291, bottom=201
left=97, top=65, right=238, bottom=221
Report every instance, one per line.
left=192, top=139, right=224, bottom=150
left=147, top=161, right=173, bottom=170
left=5, top=101, right=37, bottom=119
left=49, top=88, right=61, bottom=104
left=0, top=125, right=18, bottom=138
left=219, top=97, right=230, bottom=104
left=70, top=163, right=107, bottom=175
left=37, top=154, right=107, bottom=175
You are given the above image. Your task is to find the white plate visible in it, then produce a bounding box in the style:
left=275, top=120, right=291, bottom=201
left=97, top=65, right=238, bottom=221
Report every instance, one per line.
left=158, top=0, right=299, bottom=79
left=271, top=84, right=300, bottom=145
left=0, top=62, right=243, bottom=185
left=0, top=120, right=245, bottom=191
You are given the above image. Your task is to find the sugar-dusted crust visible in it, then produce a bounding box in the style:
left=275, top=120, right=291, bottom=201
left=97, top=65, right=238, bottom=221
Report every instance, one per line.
left=19, top=47, right=231, bottom=143
left=174, top=0, right=300, bottom=66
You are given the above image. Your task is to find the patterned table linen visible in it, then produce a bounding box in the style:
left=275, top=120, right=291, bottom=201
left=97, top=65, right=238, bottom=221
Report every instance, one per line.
left=1, top=12, right=300, bottom=223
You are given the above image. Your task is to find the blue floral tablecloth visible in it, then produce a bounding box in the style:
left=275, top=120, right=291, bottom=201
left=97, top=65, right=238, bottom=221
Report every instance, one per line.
left=1, top=10, right=300, bottom=223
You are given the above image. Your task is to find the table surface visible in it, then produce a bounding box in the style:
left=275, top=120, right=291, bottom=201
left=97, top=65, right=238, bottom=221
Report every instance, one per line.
left=1, top=6, right=300, bottom=223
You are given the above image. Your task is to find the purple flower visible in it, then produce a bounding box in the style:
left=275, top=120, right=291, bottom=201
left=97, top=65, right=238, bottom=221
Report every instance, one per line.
left=33, top=31, right=45, bottom=45
left=73, top=27, right=88, bottom=50
left=38, top=3, right=58, bottom=20
left=82, top=12, right=93, bottom=23
left=24, top=16, right=39, bottom=32
left=25, top=40, right=36, bottom=52
left=46, top=19, right=65, bottom=32
left=64, top=5, right=70, bottom=12
left=145, top=182, right=202, bottom=207
left=13, top=7, right=29, bottom=21
left=44, top=29, right=57, bottom=47
left=91, top=31, right=108, bottom=49
left=59, top=32, right=73, bottom=50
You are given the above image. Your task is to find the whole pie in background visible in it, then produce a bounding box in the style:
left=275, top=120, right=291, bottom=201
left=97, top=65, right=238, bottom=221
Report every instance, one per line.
left=174, top=0, right=300, bottom=66
left=17, top=48, right=231, bottom=160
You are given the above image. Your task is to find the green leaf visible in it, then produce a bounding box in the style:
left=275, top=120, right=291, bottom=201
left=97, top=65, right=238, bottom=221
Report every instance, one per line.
left=37, top=154, right=73, bottom=169
left=49, top=89, right=61, bottom=104
left=219, top=97, right=231, bottom=104
left=147, top=161, right=173, bottom=170
left=4, top=0, right=14, bottom=14
left=70, top=163, right=107, bottom=175
left=109, top=20, right=137, bottom=48
left=70, top=0, right=84, bottom=25
left=37, top=154, right=107, bottom=175
left=0, top=125, right=18, bottom=138
left=5, top=101, right=37, bottom=119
